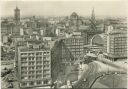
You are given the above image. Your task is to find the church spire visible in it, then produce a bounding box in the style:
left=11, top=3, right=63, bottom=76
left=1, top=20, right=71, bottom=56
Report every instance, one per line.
left=90, top=7, right=97, bottom=30
left=91, top=7, right=95, bottom=21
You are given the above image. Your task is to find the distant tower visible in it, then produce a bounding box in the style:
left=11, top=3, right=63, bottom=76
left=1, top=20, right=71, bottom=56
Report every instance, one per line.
left=91, top=7, right=95, bottom=23
left=90, top=7, right=97, bottom=30
left=70, top=12, right=79, bottom=31
left=14, top=6, right=20, bottom=24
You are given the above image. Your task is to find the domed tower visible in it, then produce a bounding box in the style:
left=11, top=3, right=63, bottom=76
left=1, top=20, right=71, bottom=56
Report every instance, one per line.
left=14, top=6, right=20, bottom=24
left=70, top=12, right=79, bottom=31
left=70, top=12, right=79, bottom=20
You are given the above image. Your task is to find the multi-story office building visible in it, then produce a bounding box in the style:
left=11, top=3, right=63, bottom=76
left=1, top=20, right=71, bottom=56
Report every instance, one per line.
left=17, top=43, right=51, bottom=88
left=104, top=25, right=127, bottom=61
left=62, top=32, right=84, bottom=61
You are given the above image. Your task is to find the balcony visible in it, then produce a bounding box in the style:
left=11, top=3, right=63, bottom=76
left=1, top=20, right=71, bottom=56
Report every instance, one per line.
left=28, top=62, right=35, bottom=65
left=43, top=74, right=50, bottom=79
left=28, top=58, right=35, bottom=61
left=28, top=67, right=35, bottom=70
left=36, top=62, right=42, bottom=65
left=36, top=74, right=42, bottom=79
left=28, top=53, right=35, bottom=57
left=21, top=58, right=28, bottom=62
left=36, top=71, right=42, bottom=74
left=36, top=53, right=42, bottom=57
left=21, top=53, right=28, bottom=57
left=43, top=66, right=50, bottom=70
left=28, top=76, right=36, bottom=79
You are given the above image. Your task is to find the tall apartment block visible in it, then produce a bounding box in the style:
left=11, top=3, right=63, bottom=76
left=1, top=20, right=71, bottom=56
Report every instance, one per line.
left=104, top=25, right=127, bottom=61
left=17, top=46, right=51, bottom=88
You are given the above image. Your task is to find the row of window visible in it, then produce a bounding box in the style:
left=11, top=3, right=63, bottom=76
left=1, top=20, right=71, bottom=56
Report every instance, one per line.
left=23, top=61, right=49, bottom=64
left=21, top=65, right=50, bottom=70
left=21, top=74, right=50, bottom=80
left=21, top=62, right=49, bottom=66
left=21, top=57, right=50, bottom=61
left=68, top=46, right=84, bottom=48
left=64, top=39, right=83, bottom=42
left=65, top=44, right=84, bottom=46
left=21, top=70, right=50, bottom=74
left=21, top=61, right=50, bottom=65
left=21, top=52, right=50, bottom=56
left=70, top=49, right=83, bottom=51
left=21, top=80, right=50, bottom=87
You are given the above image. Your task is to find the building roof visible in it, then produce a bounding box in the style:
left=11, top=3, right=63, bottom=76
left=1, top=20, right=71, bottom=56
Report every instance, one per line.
left=86, top=52, right=97, bottom=57
left=79, top=25, right=89, bottom=30
left=71, top=12, right=78, bottom=17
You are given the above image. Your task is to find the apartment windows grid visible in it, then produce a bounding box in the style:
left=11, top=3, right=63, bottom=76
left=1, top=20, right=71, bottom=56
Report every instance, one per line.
left=18, top=49, right=51, bottom=88
left=63, top=36, right=84, bottom=60
left=104, top=29, right=127, bottom=60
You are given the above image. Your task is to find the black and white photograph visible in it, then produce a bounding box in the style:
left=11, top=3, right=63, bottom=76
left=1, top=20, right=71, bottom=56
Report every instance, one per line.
left=0, top=0, right=127, bottom=89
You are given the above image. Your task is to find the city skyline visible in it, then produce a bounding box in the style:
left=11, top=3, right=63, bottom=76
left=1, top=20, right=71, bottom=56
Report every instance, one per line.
left=1, top=1, right=127, bottom=88
left=1, top=1, right=127, bottom=17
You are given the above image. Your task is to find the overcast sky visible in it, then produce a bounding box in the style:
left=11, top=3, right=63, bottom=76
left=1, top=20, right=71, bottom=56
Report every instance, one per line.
left=1, top=0, right=127, bottom=17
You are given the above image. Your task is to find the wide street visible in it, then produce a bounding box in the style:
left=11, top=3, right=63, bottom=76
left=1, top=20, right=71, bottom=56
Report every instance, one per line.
left=73, top=61, right=99, bottom=88
left=73, top=58, right=127, bottom=88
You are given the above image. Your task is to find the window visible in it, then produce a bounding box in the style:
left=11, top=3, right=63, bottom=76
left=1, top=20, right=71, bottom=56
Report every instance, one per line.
left=21, top=57, right=27, bottom=61
left=44, top=65, right=49, bottom=68
left=28, top=53, right=34, bottom=56
left=29, top=81, right=34, bottom=85
left=43, top=57, right=46, bottom=60
left=43, top=52, right=46, bottom=55
left=29, top=67, right=35, bottom=70
left=47, top=52, right=50, bottom=54
left=36, top=66, right=42, bottom=69
left=44, top=70, right=50, bottom=74
left=21, top=67, right=27, bottom=70
left=21, top=76, right=28, bottom=79
left=29, top=62, right=33, bottom=65
left=36, top=75, right=42, bottom=78
left=21, top=62, right=27, bottom=66
left=36, top=62, right=42, bottom=65
left=21, top=82, right=27, bottom=86
left=44, top=61, right=49, bottom=65
left=21, top=53, right=27, bottom=56
left=29, top=76, right=35, bottom=79
left=29, top=57, right=35, bottom=61
left=29, top=71, right=35, bottom=74
left=21, top=71, right=27, bottom=74
left=44, top=80, right=48, bottom=84
left=37, top=81, right=42, bottom=85
left=36, top=71, right=42, bottom=74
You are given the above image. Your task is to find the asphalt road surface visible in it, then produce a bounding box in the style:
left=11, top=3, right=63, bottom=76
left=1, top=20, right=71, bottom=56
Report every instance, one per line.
left=73, top=60, right=127, bottom=88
